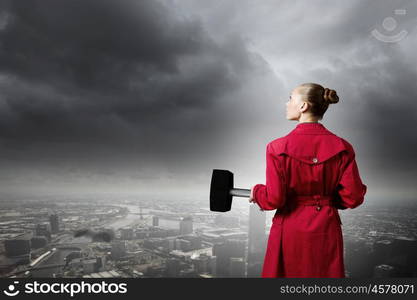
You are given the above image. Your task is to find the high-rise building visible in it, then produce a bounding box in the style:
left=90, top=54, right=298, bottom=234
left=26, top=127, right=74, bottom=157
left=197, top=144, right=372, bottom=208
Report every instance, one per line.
left=212, top=239, right=245, bottom=277
left=192, top=253, right=210, bottom=274
left=35, top=223, right=52, bottom=241
left=179, top=234, right=202, bottom=250
left=49, top=213, right=60, bottom=234
left=111, top=241, right=127, bottom=260
left=165, top=258, right=181, bottom=277
left=30, top=236, right=48, bottom=249
left=135, top=229, right=147, bottom=239
left=82, top=258, right=98, bottom=274
left=96, top=256, right=106, bottom=271
left=5, top=233, right=32, bottom=258
left=179, top=216, right=193, bottom=235
left=175, top=239, right=192, bottom=251
left=230, top=257, right=246, bottom=277
left=247, top=204, right=267, bottom=277
left=209, top=256, right=217, bottom=276
left=120, top=228, right=134, bottom=240
left=152, top=216, right=159, bottom=227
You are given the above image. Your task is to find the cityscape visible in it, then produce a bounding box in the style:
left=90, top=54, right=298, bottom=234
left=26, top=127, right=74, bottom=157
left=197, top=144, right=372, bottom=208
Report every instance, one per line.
left=0, top=195, right=416, bottom=278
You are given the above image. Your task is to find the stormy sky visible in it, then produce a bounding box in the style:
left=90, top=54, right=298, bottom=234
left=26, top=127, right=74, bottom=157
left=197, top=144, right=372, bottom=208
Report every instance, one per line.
left=0, top=0, right=416, bottom=204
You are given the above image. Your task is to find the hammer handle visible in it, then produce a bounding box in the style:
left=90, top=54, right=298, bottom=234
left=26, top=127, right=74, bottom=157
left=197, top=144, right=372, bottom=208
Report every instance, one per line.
left=229, top=188, right=251, bottom=198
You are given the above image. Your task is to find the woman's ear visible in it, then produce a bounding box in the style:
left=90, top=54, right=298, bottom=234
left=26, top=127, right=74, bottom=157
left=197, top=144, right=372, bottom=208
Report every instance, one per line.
left=299, top=102, right=307, bottom=112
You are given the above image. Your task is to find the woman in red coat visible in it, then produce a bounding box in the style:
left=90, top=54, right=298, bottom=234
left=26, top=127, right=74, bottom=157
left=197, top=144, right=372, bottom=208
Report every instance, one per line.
left=249, top=83, right=367, bottom=278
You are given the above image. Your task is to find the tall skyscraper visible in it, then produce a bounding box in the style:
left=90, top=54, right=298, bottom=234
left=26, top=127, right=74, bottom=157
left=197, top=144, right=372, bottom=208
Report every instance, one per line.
left=246, top=204, right=267, bottom=277
left=165, top=258, right=181, bottom=277
left=192, top=253, right=210, bottom=274
left=35, top=222, right=52, bottom=241
left=49, top=213, right=60, bottom=234
left=120, top=228, right=134, bottom=240
left=4, top=233, right=32, bottom=258
left=179, top=216, right=193, bottom=235
left=111, top=241, right=127, bottom=260
left=30, top=236, right=48, bottom=249
left=230, top=257, right=246, bottom=277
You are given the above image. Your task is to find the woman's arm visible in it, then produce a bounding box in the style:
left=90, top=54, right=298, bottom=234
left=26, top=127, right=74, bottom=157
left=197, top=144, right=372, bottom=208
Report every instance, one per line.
left=250, top=143, right=287, bottom=211
left=334, top=148, right=367, bottom=209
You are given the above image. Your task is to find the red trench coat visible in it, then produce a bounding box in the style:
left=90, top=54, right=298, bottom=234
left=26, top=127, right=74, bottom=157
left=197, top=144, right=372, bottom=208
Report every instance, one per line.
left=253, top=122, right=367, bottom=278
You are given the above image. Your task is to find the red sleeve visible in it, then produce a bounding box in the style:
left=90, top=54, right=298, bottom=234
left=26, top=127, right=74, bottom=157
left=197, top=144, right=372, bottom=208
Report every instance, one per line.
left=335, top=148, right=367, bottom=209
left=252, top=143, right=286, bottom=211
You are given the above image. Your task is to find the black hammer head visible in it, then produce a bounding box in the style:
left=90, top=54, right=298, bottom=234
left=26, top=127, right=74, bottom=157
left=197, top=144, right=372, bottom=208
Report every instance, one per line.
left=210, top=169, right=233, bottom=212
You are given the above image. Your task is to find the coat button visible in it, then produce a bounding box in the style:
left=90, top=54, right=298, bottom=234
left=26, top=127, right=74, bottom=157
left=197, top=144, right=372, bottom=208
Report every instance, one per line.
left=312, top=157, right=318, bottom=163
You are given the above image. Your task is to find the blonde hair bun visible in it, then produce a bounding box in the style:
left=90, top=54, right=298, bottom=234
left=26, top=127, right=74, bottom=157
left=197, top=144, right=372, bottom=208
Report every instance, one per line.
left=323, top=88, right=339, bottom=104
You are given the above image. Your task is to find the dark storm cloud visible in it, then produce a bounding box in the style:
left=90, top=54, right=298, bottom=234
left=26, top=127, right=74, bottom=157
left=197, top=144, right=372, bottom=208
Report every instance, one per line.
left=359, top=53, right=417, bottom=171
left=1, top=0, right=199, bottom=86
left=0, top=0, right=244, bottom=138
left=0, top=0, right=274, bottom=194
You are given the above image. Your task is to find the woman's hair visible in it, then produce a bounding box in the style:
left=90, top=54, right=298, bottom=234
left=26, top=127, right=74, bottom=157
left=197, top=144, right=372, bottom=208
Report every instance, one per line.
left=296, top=83, right=339, bottom=120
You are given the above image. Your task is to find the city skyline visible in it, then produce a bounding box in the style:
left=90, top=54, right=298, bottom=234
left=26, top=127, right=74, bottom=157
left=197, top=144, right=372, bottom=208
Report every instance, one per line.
left=0, top=195, right=416, bottom=278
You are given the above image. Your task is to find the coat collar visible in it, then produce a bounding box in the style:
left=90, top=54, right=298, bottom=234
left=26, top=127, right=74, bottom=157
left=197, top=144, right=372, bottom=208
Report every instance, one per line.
left=296, top=121, right=324, bottom=128
left=291, top=122, right=332, bottom=135
left=270, top=122, right=348, bottom=164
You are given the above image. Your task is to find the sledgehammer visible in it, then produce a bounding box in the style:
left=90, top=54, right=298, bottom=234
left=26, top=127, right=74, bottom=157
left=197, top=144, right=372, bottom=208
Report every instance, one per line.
left=210, top=169, right=251, bottom=212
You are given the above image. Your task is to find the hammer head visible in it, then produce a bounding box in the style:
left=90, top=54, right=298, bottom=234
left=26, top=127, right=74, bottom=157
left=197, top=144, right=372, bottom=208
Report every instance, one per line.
left=210, top=169, right=233, bottom=212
